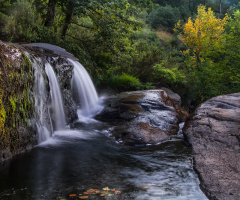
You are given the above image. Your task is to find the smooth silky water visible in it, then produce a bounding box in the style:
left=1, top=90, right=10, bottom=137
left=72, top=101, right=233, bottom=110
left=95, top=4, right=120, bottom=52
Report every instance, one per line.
left=0, top=119, right=207, bottom=200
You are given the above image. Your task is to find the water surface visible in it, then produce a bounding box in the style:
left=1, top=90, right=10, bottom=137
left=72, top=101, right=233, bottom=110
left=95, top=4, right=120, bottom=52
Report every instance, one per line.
left=0, top=120, right=207, bottom=200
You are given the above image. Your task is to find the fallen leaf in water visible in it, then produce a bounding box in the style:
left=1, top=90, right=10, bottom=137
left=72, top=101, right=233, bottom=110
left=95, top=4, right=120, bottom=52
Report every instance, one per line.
left=103, top=187, right=111, bottom=191
left=79, top=196, right=88, bottom=199
left=140, top=186, right=148, bottom=190
left=84, top=191, right=91, bottom=195
left=101, top=191, right=110, bottom=195
left=84, top=189, right=100, bottom=195
left=100, top=194, right=105, bottom=197
left=111, top=188, right=116, bottom=192
left=69, top=194, right=77, bottom=197
left=114, top=190, right=121, bottom=194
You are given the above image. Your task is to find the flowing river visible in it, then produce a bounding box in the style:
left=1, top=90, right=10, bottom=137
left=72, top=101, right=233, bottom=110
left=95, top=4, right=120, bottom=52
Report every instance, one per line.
left=0, top=119, right=207, bottom=200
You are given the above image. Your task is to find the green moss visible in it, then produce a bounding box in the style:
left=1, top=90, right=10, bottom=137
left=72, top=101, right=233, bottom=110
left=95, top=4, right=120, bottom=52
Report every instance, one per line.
left=0, top=88, right=6, bottom=133
left=0, top=42, right=34, bottom=152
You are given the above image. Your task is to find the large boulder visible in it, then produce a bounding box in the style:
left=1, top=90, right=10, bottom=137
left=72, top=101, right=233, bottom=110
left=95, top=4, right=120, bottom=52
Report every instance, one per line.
left=183, top=93, right=240, bottom=200
left=96, top=90, right=188, bottom=145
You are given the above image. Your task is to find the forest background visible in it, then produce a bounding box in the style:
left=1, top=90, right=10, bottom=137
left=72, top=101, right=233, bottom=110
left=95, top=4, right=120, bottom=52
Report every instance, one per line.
left=0, top=0, right=240, bottom=110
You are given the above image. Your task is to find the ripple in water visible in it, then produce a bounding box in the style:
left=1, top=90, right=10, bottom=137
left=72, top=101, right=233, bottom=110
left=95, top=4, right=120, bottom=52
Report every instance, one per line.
left=0, top=122, right=207, bottom=200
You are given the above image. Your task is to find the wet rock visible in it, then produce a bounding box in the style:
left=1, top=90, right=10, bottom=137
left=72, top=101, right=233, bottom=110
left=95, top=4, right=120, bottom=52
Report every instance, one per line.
left=23, top=44, right=78, bottom=124
left=161, top=87, right=181, bottom=106
left=183, top=93, right=240, bottom=200
left=26, top=43, right=78, bottom=61
left=96, top=90, right=188, bottom=145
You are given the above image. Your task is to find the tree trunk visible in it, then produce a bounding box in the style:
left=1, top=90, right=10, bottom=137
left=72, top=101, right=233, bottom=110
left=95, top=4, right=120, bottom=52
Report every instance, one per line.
left=44, top=0, right=57, bottom=27
left=219, top=0, right=222, bottom=15
left=61, top=2, right=74, bottom=40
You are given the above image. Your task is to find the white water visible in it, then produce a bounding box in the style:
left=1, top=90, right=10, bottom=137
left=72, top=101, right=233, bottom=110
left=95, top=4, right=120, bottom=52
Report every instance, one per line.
left=68, top=59, right=100, bottom=116
left=27, top=55, right=52, bottom=143
left=45, top=63, right=66, bottom=130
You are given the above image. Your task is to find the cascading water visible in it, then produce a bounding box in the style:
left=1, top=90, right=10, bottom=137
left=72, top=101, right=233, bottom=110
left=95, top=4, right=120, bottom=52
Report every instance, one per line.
left=68, top=59, right=100, bottom=116
left=25, top=53, right=52, bottom=143
left=34, top=61, right=52, bottom=142
left=45, top=62, right=66, bottom=130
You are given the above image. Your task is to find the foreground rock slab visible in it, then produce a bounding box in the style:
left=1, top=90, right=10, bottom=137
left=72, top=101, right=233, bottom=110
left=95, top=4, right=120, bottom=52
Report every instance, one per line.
left=183, top=93, right=240, bottom=200
left=96, top=90, right=188, bottom=145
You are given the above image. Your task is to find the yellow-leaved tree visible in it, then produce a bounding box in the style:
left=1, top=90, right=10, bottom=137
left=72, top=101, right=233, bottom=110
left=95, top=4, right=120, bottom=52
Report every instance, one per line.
left=175, top=5, right=228, bottom=66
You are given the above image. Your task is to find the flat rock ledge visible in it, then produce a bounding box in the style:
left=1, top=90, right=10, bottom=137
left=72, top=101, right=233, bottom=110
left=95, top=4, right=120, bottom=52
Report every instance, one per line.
left=96, top=89, right=188, bottom=145
left=183, top=93, right=240, bottom=200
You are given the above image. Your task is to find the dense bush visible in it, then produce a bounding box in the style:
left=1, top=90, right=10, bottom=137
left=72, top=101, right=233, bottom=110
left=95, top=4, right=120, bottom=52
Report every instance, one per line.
left=147, top=5, right=180, bottom=31
left=108, top=74, right=142, bottom=92
left=3, top=0, right=42, bottom=42
left=107, top=74, right=154, bottom=92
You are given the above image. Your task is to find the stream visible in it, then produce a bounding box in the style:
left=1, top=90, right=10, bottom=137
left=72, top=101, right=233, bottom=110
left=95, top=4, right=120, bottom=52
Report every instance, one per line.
left=0, top=47, right=208, bottom=199
left=0, top=119, right=207, bottom=200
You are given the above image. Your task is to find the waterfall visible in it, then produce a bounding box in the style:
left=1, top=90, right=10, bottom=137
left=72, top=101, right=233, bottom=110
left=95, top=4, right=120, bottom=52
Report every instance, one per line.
left=26, top=54, right=52, bottom=143
left=34, top=63, right=52, bottom=142
left=68, top=59, right=100, bottom=116
left=45, top=62, right=66, bottom=130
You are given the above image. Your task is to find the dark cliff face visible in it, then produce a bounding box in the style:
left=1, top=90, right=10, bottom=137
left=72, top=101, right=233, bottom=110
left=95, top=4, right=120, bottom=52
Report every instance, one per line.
left=0, top=41, right=37, bottom=161
left=183, top=93, right=240, bottom=200
left=0, top=42, right=78, bottom=162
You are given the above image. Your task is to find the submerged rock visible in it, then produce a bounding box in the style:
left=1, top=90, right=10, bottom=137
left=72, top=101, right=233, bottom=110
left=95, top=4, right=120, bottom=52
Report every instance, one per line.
left=96, top=90, right=188, bottom=145
left=183, top=93, right=240, bottom=200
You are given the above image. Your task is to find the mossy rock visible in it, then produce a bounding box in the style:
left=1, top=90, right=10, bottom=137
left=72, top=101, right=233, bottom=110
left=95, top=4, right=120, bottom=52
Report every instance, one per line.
left=0, top=41, right=37, bottom=160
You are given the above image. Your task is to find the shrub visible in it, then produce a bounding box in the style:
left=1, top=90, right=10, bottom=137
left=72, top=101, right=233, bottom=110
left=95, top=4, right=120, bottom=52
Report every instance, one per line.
left=108, top=74, right=155, bottom=92
left=109, top=74, right=142, bottom=91
left=153, top=64, right=186, bottom=85
left=147, top=5, right=180, bottom=31
left=3, top=0, right=42, bottom=42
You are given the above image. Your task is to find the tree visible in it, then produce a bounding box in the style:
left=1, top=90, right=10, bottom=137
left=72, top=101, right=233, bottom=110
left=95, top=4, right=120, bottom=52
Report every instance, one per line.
left=44, top=0, right=57, bottom=27
left=175, top=5, right=228, bottom=67
left=210, top=9, right=240, bottom=93
left=174, top=5, right=231, bottom=103
left=147, top=5, right=181, bottom=31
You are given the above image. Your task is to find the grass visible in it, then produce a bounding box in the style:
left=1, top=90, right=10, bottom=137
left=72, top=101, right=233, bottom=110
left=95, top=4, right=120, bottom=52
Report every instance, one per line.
left=156, top=30, right=173, bottom=43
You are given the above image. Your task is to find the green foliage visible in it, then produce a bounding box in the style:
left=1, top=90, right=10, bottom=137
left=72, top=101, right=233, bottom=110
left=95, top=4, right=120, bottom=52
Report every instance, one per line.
left=147, top=5, right=181, bottom=31
left=209, top=9, right=240, bottom=94
left=3, top=0, right=43, bottom=42
left=1, top=0, right=240, bottom=112
left=153, top=64, right=186, bottom=84
left=0, top=0, right=11, bottom=20
left=108, top=74, right=154, bottom=92
left=175, top=5, right=240, bottom=106
left=108, top=74, right=142, bottom=92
